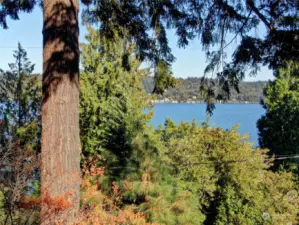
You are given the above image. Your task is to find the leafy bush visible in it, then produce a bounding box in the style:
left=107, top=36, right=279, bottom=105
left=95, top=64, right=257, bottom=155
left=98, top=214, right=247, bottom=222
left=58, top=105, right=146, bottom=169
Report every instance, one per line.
left=160, top=119, right=299, bottom=224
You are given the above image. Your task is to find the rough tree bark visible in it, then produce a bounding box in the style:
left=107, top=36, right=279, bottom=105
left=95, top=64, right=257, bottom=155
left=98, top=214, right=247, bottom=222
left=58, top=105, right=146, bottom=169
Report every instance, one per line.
left=41, top=0, right=80, bottom=224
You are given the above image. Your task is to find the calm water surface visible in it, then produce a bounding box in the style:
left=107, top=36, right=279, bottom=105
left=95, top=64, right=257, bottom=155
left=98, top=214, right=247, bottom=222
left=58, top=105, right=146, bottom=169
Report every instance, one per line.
left=150, top=104, right=265, bottom=146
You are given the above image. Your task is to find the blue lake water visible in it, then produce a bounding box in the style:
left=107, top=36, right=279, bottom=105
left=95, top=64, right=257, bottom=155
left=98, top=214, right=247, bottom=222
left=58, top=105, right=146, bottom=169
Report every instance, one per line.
left=150, top=104, right=265, bottom=146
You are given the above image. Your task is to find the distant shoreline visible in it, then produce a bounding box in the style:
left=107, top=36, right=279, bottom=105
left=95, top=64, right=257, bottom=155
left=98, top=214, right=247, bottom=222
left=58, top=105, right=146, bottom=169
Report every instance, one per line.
left=151, top=101, right=261, bottom=105
left=144, top=77, right=266, bottom=104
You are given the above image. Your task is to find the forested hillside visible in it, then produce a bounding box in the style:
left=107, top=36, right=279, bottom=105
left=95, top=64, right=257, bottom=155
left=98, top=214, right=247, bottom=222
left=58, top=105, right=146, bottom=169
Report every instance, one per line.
left=144, top=77, right=267, bottom=103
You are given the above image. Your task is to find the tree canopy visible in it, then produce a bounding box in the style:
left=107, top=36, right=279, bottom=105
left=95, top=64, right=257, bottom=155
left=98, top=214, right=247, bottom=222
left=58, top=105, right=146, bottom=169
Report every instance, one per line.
left=0, top=0, right=39, bottom=29
left=2, top=0, right=299, bottom=71
left=0, top=42, right=40, bottom=150
left=2, top=0, right=299, bottom=109
left=81, top=0, right=299, bottom=112
left=258, top=61, right=299, bottom=169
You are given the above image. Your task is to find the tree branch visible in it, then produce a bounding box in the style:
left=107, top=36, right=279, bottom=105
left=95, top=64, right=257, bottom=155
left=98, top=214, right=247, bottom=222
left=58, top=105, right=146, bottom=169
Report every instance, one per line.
left=223, top=9, right=253, bottom=49
left=246, top=0, right=273, bottom=30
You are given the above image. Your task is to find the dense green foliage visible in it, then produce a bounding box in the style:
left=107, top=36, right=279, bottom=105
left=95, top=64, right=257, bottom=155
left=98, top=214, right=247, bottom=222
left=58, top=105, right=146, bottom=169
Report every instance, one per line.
left=152, top=60, right=176, bottom=95
left=258, top=62, right=299, bottom=169
left=80, top=27, right=154, bottom=180
left=79, top=27, right=201, bottom=224
left=144, top=76, right=266, bottom=103
left=159, top=120, right=298, bottom=225
left=79, top=27, right=299, bottom=224
left=0, top=42, right=41, bottom=150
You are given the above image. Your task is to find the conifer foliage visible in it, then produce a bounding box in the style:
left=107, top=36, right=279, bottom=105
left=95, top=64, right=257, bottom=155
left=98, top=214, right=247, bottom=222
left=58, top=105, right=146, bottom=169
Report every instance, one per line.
left=79, top=27, right=203, bottom=225
left=0, top=0, right=38, bottom=29
left=0, top=42, right=40, bottom=150
left=258, top=62, right=299, bottom=169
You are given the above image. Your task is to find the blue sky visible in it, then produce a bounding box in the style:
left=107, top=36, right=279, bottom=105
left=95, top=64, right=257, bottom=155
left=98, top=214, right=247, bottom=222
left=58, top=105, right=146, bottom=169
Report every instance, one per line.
left=0, top=7, right=273, bottom=81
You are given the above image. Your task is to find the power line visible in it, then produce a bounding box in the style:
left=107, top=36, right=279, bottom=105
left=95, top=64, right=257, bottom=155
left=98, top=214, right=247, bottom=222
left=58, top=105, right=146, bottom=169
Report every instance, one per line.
left=180, top=154, right=299, bottom=166
left=98, top=155, right=299, bottom=169
left=272, top=155, right=299, bottom=161
left=0, top=46, right=42, bottom=49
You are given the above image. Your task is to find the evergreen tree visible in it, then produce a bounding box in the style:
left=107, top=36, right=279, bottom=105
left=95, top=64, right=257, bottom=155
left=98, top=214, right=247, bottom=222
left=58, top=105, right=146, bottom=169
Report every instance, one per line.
left=153, top=60, right=176, bottom=95
left=80, top=27, right=152, bottom=177
left=80, top=27, right=202, bottom=224
left=0, top=42, right=40, bottom=150
left=258, top=61, right=299, bottom=169
left=80, top=26, right=167, bottom=186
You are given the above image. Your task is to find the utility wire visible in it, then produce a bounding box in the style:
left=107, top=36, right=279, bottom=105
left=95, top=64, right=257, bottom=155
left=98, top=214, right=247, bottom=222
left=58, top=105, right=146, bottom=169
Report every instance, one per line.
left=0, top=46, right=42, bottom=49
left=101, top=155, right=299, bottom=169
left=272, top=155, right=299, bottom=161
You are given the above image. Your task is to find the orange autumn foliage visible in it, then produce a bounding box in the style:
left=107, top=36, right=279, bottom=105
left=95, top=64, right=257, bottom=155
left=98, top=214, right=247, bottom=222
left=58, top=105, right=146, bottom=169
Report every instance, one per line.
left=74, top=160, right=160, bottom=225
left=11, top=158, right=160, bottom=225
left=42, top=190, right=73, bottom=212
left=18, top=196, right=41, bottom=210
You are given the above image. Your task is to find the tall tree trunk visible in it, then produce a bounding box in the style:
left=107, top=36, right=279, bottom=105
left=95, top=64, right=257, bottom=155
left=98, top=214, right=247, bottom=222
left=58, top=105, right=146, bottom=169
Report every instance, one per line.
left=17, top=45, right=22, bottom=127
left=41, top=0, right=80, bottom=224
